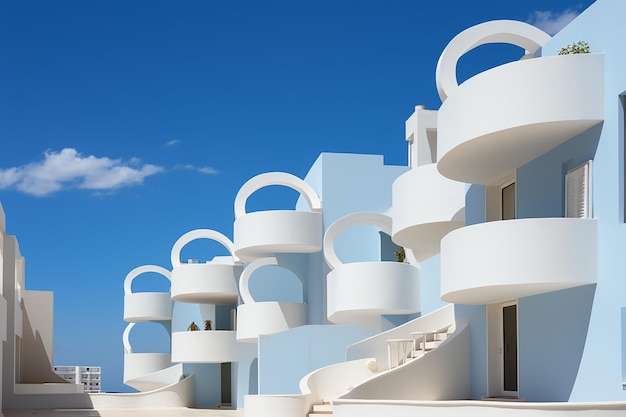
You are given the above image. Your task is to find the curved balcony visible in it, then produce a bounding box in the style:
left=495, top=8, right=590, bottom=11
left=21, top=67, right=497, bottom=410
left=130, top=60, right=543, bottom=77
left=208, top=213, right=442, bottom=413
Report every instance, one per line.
left=122, top=323, right=173, bottom=390
left=233, top=172, right=322, bottom=261
left=327, top=262, right=420, bottom=325
left=392, top=164, right=465, bottom=262
left=170, top=229, right=242, bottom=305
left=437, top=53, right=604, bottom=185
left=440, top=218, right=597, bottom=304
left=324, top=212, right=420, bottom=325
left=124, top=265, right=172, bottom=322
left=171, top=330, right=237, bottom=363
left=236, top=257, right=307, bottom=343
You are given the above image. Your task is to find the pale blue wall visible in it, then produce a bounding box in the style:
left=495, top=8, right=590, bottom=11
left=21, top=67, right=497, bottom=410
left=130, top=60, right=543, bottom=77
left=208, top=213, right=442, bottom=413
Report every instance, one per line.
left=537, top=0, right=626, bottom=402
left=419, top=255, right=446, bottom=315
left=454, top=304, right=487, bottom=399
left=518, top=285, right=595, bottom=402
left=257, top=325, right=375, bottom=394
left=516, top=125, right=600, bottom=220
left=465, top=184, right=485, bottom=226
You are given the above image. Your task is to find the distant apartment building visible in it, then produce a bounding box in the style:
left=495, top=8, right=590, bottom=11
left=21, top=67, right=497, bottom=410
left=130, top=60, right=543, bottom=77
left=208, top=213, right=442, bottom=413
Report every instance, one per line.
left=53, top=366, right=101, bottom=393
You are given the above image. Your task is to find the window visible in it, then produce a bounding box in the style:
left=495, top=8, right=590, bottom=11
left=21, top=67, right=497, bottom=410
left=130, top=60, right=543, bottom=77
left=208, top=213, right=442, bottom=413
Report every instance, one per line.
left=486, top=172, right=516, bottom=222
left=565, top=161, right=592, bottom=218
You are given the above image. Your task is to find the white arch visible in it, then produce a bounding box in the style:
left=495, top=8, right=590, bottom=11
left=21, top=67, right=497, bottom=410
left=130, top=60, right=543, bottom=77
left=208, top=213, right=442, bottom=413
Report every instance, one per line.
left=170, top=229, right=239, bottom=268
left=238, top=257, right=302, bottom=304
left=323, top=212, right=393, bottom=270
left=234, top=172, right=322, bottom=219
left=123, top=323, right=135, bottom=354
left=124, top=265, right=171, bottom=295
left=435, top=20, right=551, bottom=102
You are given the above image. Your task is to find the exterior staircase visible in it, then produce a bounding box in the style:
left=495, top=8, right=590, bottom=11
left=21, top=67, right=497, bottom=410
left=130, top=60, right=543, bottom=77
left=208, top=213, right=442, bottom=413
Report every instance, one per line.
left=309, top=401, right=333, bottom=416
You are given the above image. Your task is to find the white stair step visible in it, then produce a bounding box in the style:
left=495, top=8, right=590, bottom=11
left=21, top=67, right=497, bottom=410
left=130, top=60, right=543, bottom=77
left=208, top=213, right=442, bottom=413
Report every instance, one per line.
left=313, top=403, right=333, bottom=412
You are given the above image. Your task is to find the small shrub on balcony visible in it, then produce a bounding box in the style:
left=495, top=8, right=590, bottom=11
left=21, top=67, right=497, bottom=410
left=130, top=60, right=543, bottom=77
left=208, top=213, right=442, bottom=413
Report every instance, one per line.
left=558, top=40, right=590, bottom=55
left=395, top=247, right=406, bottom=263
left=187, top=321, right=200, bottom=331
left=204, top=320, right=212, bottom=331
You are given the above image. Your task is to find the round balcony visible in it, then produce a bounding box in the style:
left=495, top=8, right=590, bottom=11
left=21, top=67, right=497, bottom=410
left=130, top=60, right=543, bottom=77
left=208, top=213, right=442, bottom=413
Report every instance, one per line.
left=435, top=21, right=603, bottom=184
left=324, top=212, right=420, bottom=325
left=171, top=330, right=237, bottom=363
left=236, top=257, right=307, bottom=343
left=440, top=218, right=597, bottom=304
left=170, top=229, right=242, bottom=304
left=233, top=172, right=322, bottom=261
left=392, top=164, right=465, bottom=262
left=122, top=323, right=172, bottom=390
left=123, top=265, right=172, bottom=322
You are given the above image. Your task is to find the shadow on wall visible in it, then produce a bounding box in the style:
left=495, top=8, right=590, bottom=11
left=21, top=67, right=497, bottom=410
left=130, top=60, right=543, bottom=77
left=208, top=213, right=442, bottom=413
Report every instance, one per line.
left=249, top=358, right=258, bottom=395
left=519, top=284, right=596, bottom=401
left=20, top=296, right=67, bottom=384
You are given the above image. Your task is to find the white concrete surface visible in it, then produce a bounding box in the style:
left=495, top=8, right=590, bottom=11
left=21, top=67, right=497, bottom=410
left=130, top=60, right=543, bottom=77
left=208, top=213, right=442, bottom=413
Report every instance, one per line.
left=3, top=408, right=242, bottom=417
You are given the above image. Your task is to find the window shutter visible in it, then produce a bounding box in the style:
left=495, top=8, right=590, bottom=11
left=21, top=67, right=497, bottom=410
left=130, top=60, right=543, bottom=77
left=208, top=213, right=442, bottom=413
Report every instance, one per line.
left=565, top=161, right=592, bottom=218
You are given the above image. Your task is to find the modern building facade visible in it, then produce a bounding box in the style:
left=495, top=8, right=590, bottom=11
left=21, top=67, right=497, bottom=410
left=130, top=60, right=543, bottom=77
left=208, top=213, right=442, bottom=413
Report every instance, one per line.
left=53, top=366, right=101, bottom=393
left=3, top=1, right=626, bottom=416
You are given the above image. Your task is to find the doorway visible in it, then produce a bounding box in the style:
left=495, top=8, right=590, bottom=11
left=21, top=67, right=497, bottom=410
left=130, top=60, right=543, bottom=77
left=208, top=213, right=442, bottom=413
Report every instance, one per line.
left=487, top=301, right=519, bottom=398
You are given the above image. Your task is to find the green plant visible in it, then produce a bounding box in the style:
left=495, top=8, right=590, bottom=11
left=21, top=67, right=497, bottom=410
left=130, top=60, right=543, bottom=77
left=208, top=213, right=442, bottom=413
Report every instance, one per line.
left=558, top=40, right=590, bottom=55
left=394, top=247, right=406, bottom=263
left=204, top=320, right=212, bottom=331
left=187, top=321, right=200, bottom=331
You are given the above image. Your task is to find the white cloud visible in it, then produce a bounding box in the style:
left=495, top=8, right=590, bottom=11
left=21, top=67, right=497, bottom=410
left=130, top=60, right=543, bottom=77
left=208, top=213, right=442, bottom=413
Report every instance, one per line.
left=176, top=164, right=219, bottom=175
left=527, top=7, right=581, bottom=35
left=165, top=139, right=181, bottom=147
left=0, top=148, right=163, bottom=197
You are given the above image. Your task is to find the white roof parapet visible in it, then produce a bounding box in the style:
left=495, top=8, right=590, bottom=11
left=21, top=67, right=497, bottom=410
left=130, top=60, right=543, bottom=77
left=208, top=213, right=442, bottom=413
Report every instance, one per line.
left=234, top=172, right=322, bottom=219
left=435, top=20, right=551, bottom=102
left=323, top=211, right=392, bottom=271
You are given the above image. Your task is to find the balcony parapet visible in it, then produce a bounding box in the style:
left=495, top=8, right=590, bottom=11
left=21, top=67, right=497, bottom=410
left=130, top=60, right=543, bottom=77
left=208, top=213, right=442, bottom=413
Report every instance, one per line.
left=434, top=20, right=603, bottom=185
left=392, top=164, right=465, bottom=262
left=171, top=330, right=237, bottom=363
left=124, top=265, right=172, bottom=322
left=170, top=229, right=242, bottom=305
left=440, top=218, right=597, bottom=304
left=236, top=257, right=307, bottom=343
left=438, top=53, right=604, bottom=185
left=122, top=323, right=172, bottom=386
left=233, top=172, right=322, bottom=261
left=325, top=212, right=420, bottom=325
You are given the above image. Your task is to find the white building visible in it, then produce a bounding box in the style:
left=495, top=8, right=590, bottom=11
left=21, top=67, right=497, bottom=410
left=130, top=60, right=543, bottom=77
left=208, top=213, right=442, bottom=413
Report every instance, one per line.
left=4, top=1, right=626, bottom=416
left=53, top=366, right=101, bottom=393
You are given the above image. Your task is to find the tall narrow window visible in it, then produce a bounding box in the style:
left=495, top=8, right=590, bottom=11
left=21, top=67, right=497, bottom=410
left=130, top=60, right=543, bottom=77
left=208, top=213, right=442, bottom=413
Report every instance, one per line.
left=501, top=181, right=516, bottom=220
left=565, top=160, right=592, bottom=218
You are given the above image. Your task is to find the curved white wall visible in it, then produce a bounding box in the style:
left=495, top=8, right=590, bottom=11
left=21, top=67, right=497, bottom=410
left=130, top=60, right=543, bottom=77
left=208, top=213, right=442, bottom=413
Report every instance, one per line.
left=392, top=164, right=465, bottom=261
left=339, top=323, right=469, bottom=401
left=171, top=261, right=241, bottom=304
left=234, top=172, right=323, bottom=261
left=347, top=304, right=455, bottom=371
left=237, top=301, right=307, bottom=343
left=438, top=54, right=604, bottom=184
left=234, top=210, right=323, bottom=261
left=171, top=330, right=237, bottom=363
left=327, top=262, right=420, bottom=325
left=243, top=358, right=378, bottom=417
left=124, top=352, right=172, bottom=385
left=441, top=218, right=597, bottom=304
left=124, top=292, right=172, bottom=322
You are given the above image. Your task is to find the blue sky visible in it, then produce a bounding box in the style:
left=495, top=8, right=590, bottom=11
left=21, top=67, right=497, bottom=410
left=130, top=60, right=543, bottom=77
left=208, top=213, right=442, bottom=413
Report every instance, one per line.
left=0, top=0, right=593, bottom=393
